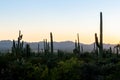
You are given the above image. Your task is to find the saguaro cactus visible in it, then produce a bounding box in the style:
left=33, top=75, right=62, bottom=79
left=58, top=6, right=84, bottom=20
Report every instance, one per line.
left=43, top=39, right=49, bottom=53
left=25, top=44, right=31, bottom=57
left=12, top=30, right=23, bottom=58
left=73, top=34, right=81, bottom=54
left=12, top=40, right=16, bottom=54
left=95, top=12, right=103, bottom=57
left=18, top=31, right=23, bottom=48
left=77, top=33, right=80, bottom=54
left=50, top=32, right=53, bottom=53
left=38, top=43, right=40, bottom=53
left=73, top=40, right=78, bottom=54
left=114, top=44, right=120, bottom=57
left=81, top=45, right=83, bottom=53
left=75, top=40, right=77, bottom=49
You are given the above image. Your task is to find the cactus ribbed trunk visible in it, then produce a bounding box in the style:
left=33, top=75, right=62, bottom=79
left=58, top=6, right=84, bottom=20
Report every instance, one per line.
left=100, top=12, right=103, bottom=56
left=50, top=32, right=53, bottom=53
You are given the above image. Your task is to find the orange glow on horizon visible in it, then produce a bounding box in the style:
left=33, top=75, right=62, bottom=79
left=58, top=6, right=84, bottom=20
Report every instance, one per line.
left=0, top=34, right=119, bottom=44
left=0, top=32, right=116, bottom=44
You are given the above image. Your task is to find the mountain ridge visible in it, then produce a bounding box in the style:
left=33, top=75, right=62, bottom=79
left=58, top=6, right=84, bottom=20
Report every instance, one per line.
left=0, top=40, right=116, bottom=53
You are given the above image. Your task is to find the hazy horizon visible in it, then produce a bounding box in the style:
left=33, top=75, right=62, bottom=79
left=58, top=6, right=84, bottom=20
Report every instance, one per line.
left=0, top=0, right=120, bottom=44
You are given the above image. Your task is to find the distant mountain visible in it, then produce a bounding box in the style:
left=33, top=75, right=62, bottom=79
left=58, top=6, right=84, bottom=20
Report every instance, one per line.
left=0, top=40, right=116, bottom=53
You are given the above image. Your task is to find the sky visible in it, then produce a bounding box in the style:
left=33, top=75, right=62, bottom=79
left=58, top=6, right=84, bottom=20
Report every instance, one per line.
left=0, top=0, right=120, bottom=44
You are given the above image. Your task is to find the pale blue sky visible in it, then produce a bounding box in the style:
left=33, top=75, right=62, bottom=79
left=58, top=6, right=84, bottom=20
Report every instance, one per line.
left=0, top=0, right=120, bottom=44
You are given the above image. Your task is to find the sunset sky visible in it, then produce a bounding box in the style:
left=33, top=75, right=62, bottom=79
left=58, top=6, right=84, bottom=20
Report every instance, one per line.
left=0, top=0, right=120, bottom=44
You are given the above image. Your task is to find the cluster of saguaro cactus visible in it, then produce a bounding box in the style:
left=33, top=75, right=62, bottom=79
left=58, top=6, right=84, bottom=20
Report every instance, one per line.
left=43, top=39, right=49, bottom=53
left=43, top=32, right=54, bottom=54
left=12, top=30, right=23, bottom=58
left=95, top=12, right=103, bottom=57
left=73, top=33, right=81, bottom=54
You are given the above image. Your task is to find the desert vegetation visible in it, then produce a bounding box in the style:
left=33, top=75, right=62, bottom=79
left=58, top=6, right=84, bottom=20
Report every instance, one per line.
left=0, top=12, right=120, bottom=80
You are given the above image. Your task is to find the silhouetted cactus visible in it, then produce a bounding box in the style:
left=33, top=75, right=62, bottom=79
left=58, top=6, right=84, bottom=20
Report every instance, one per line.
left=95, top=12, right=103, bottom=57
left=43, top=39, right=46, bottom=52
left=108, top=47, right=112, bottom=57
left=73, top=40, right=78, bottom=54
left=77, top=33, right=80, bottom=54
left=12, top=30, right=24, bottom=58
left=18, top=31, right=23, bottom=48
left=12, top=40, right=16, bottom=54
left=38, top=43, right=40, bottom=53
left=50, top=32, right=53, bottom=53
left=75, top=40, right=77, bottom=49
left=81, top=45, right=83, bottom=53
left=25, top=44, right=31, bottom=57
left=109, top=47, right=112, bottom=54
left=43, top=39, right=49, bottom=54
left=73, top=34, right=81, bottom=54
left=114, top=44, right=120, bottom=57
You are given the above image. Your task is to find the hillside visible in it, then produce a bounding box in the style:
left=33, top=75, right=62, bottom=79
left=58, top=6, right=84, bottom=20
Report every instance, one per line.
left=0, top=40, right=115, bottom=53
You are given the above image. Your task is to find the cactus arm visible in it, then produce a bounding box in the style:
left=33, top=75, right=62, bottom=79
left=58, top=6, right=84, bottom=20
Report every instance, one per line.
left=95, top=33, right=100, bottom=48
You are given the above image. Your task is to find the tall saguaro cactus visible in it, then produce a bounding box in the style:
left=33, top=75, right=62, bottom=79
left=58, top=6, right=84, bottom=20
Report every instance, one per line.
left=12, top=30, right=23, bottom=58
left=73, top=34, right=81, bottom=54
left=95, top=12, right=103, bottom=57
left=50, top=32, right=53, bottom=53
left=77, top=33, right=80, bottom=54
